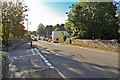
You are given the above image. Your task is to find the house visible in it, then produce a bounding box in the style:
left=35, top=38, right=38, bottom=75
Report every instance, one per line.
left=52, top=26, right=69, bottom=43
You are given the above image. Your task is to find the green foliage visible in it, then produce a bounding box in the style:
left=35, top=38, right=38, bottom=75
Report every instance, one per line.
left=60, top=31, right=67, bottom=43
left=67, top=2, right=119, bottom=40
left=65, top=22, right=74, bottom=36
left=45, top=25, right=54, bottom=38
left=65, top=38, right=71, bottom=44
left=0, top=51, right=3, bottom=59
left=54, top=24, right=65, bottom=31
left=2, top=52, right=8, bottom=59
left=13, top=36, right=20, bottom=39
left=2, top=1, right=27, bottom=46
left=37, top=23, right=45, bottom=36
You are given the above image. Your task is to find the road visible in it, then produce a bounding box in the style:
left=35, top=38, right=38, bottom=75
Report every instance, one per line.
left=33, top=40, right=118, bottom=78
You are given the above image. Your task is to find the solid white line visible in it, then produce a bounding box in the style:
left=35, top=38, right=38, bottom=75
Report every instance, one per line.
left=31, top=48, right=35, bottom=55
left=34, top=48, right=40, bottom=55
left=55, top=69, right=66, bottom=78
left=10, top=54, right=35, bottom=59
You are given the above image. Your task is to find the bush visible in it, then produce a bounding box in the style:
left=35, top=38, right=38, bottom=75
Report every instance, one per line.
left=60, top=31, right=66, bottom=43
left=2, top=52, right=8, bottom=59
left=0, top=53, right=2, bottom=59
left=65, top=38, right=72, bottom=44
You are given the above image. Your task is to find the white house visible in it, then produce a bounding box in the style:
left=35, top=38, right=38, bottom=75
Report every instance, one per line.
left=52, top=27, right=69, bottom=43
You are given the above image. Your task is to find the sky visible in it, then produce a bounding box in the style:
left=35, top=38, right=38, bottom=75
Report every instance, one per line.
left=23, top=0, right=79, bottom=31
left=23, top=0, right=120, bottom=31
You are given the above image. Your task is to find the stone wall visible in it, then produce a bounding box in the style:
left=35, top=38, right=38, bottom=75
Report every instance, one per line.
left=6, top=38, right=29, bottom=51
left=72, top=39, right=120, bottom=52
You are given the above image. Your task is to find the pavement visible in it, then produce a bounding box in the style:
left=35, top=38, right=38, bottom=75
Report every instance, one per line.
left=8, top=42, right=63, bottom=78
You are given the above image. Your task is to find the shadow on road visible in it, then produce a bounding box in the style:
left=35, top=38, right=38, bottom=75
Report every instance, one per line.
left=37, top=45, right=118, bottom=78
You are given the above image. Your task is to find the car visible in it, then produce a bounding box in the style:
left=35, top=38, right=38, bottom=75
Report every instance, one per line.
left=42, top=36, right=45, bottom=41
left=33, top=38, right=37, bottom=41
left=45, top=38, right=50, bottom=41
left=38, top=37, right=41, bottom=40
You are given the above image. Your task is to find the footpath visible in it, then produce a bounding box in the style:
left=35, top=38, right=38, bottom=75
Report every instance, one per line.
left=8, top=42, right=63, bottom=78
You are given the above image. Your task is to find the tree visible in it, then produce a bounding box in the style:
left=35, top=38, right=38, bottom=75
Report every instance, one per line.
left=53, top=24, right=65, bottom=31
left=60, top=31, right=66, bottom=43
left=65, top=22, right=74, bottom=35
left=1, top=1, right=27, bottom=46
left=37, top=23, right=45, bottom=36
left=45, top=25, right=53, bottom=38
left=53, top=24, right=59, bottom=30
left=67, top=2, right=119, bottom=40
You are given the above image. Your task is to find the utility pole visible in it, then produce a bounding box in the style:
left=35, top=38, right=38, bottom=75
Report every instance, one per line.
left=27, top=19, right=28, bottom=30
left=26, top=19, right=32, bottom=47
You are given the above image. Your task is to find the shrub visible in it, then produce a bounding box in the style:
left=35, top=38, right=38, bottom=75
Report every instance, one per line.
left=60, top=31, right=66, bottom=43
left=65, top=38, right=72, bottom=44
left=2, top=52, right=8, bottom=59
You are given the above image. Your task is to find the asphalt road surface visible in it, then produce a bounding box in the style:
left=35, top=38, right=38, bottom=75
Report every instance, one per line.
left=33, top=40, right=118, bottom=78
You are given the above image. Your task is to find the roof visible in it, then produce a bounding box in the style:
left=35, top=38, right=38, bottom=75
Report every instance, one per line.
left=54, top=27, right=66, bottom=31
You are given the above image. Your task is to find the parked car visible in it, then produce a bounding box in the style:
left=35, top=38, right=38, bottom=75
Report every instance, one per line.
left=38, top=37, right=41, bottom=40
left=45, top=38, right=50, bottom=41
left=33, top=38, right=37, bottom=41
left=42, top=36, right=45, bottom=41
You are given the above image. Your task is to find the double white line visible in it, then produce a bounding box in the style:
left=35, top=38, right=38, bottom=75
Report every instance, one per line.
left=31, top=48, right=54, bottom=69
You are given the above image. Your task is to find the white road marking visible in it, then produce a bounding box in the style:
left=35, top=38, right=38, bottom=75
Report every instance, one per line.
left=40, top=56, right=44, bottom=58
left=49, top=66, right=54, bottom=68
left=9, top=54, right=35, bottom=59
left=34, top=48, right=66, bottom=78
left=46, top=63, right=52, bottom=66
left=44, top=60, right=49, bottom=63
left=31, top=48, right=35, bottom=55
left=55, top=69, right=66, bottom=78
left=34, top=48, right=40, bottom=55
left=42, top=57, right=46, bottom=60
left=34, top=48, right=54, bottom=68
